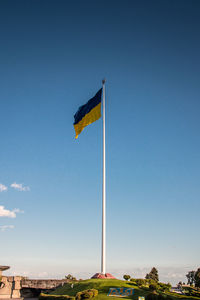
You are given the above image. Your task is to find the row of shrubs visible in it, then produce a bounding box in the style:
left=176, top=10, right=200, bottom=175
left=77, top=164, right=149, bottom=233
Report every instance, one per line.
left=149, top=282, right=171, bottom=292
left=128, top=278, right=171, bottom=292
left=39, top=289, right=98, bottom=300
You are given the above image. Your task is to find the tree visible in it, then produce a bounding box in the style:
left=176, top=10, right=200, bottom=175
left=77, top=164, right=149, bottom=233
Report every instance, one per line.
left=194, top=268, right=200, bottom=288
left=123, top=275, right=131, bottom=281
left=186, top=271, right=195, bottom=286
left=146, top=268, right=159, bottom=282
left=65, top=274, right=76, bottom=281
left=177, top=282, right=182, bottom=291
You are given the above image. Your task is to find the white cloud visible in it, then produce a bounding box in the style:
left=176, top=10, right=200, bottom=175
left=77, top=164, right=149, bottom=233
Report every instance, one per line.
left=13, top=208, right=24, bottom=214
left=0, top=183, right=8, bottom=192
left=0, top=206, right=23, bottom=218
left=0, top=225, right=14, bottom=232
left=10, top=182, right=30, bottom=192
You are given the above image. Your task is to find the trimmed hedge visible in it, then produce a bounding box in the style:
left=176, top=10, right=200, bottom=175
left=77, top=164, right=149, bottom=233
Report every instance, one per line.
left=39, top=293, right=75, bottom=300
left=75, top=289, right=98, bottom=300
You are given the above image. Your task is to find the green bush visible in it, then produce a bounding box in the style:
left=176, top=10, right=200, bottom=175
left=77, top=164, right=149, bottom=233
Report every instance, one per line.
left=81, top=291, right=93, bottom=299
left=130, top=278, right=138, bottom=285
left=146, top=279, right=157, bottom=286
left=88, top=289, right=98, bottom=297
left=123, top=275, right=131, bottom=281
left=157, top=283, right=171, bottom=292
left=76, top=292, right=82, bottom=300
left=135, top=279, right=146, bottom=287
left=75, top=289, right=98, bottom=300
left=149, top=283, right=158, bottom=292
left=39, top=293, right=75, bottom=300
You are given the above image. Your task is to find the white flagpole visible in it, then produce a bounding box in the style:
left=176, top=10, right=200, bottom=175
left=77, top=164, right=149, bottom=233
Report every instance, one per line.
left=101, top=79, right=106, bottom=274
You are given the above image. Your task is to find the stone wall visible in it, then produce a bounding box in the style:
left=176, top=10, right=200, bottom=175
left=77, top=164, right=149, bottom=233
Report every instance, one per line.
left=0, top=276, right=68, bottom=299
left=0, top=276, right=22, bottom=299
left=21, top=279, right=67, bottom=289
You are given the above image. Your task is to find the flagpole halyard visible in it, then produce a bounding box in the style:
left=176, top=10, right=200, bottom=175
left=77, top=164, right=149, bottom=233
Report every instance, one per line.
left=101, top=79, right=106, bottom=274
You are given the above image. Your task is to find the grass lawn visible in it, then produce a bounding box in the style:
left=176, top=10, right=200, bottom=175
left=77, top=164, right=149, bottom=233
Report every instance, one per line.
left=50, top=279, right=200, bottom=300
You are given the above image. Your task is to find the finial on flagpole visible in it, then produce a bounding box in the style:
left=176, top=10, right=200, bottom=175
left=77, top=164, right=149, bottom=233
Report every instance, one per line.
left=102, top=78, right=106, bottom=85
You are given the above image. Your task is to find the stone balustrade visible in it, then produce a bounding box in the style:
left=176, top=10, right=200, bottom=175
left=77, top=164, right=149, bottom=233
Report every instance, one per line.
left=0, top=273, right=68, bottom=299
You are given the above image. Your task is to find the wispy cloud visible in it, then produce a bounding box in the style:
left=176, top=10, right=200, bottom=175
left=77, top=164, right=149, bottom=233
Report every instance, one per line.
left=13, top=208, right=24, bottom=214
left=10, top=182, right=30, bottom=192
left=0, top=183, right=8, bottom=192
left=0, top=225, right=14, bottom=232
left=0, top=206, right=24, bottom=218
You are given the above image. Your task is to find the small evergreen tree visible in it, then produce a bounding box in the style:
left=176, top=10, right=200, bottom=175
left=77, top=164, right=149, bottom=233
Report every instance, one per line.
left=146, top=268, right=159, bottom=282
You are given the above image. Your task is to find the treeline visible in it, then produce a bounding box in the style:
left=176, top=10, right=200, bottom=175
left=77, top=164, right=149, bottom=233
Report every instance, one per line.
left=186, top=268, right=200, bottom=288
left=123, top=267, right=171, bottom=292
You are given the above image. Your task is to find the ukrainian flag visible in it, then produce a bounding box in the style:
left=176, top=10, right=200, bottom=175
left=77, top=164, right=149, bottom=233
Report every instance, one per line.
left=73, top=88, right=102, bottom=139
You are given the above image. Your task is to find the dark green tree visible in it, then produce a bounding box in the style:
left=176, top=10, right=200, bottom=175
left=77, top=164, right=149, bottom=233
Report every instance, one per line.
left=123, top=274, right=131, bottom=281
left=146, top=268, right=159, bottom=282
left=194, top=268, right=200, bottom=288
left=186, top=271, right=195, bottom=286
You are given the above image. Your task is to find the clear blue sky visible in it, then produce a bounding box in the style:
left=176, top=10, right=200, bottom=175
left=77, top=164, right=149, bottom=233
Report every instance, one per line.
left=0, top=0, right=200, bottom=284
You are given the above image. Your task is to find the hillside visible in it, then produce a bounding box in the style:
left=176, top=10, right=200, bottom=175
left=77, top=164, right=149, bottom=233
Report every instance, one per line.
left=50, top=279, right=200, bottom=300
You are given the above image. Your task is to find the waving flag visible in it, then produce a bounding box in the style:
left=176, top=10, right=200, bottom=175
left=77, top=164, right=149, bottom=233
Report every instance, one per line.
left=73, top=88, right=102, bottom=139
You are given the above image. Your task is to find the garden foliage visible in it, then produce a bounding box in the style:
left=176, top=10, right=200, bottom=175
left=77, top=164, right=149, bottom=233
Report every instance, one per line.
left=39, top=293, right=75, bottom=300
left=75, top=289, right=98, bottom=300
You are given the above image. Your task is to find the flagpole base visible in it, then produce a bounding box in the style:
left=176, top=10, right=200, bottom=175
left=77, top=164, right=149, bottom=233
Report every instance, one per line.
left=91, top=273, right=116, bottom=279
